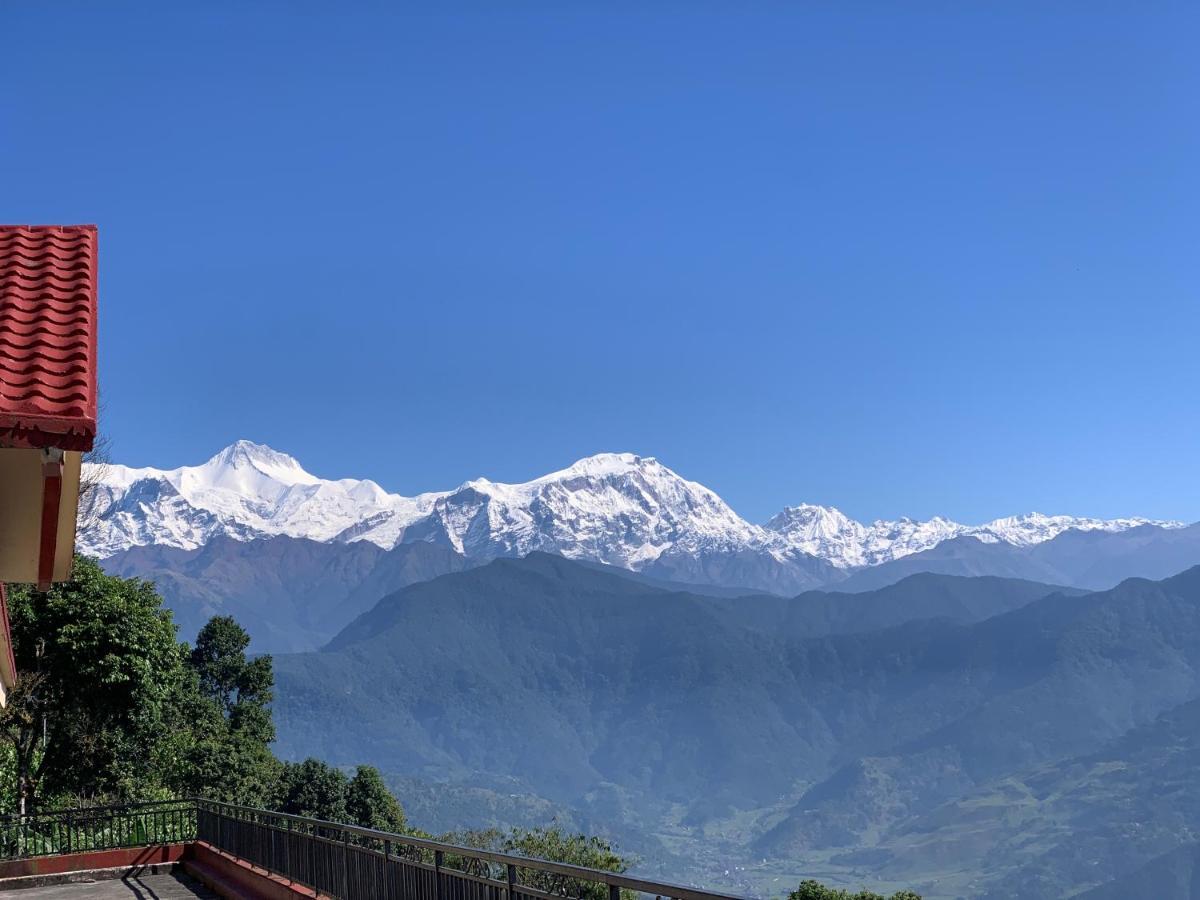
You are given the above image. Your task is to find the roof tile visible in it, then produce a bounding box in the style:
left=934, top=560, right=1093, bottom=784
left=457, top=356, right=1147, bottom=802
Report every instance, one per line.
left=0, top=225, right=98, bottom=451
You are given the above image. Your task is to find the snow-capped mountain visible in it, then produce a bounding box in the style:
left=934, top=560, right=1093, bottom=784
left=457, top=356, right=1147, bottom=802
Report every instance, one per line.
left=82, top=443, right=765, bottom=569
left=761, top=505, right=1179, bottom=569
left=81, top=441, right=447, bottom=558
left=762, top=505, right=963, bottom=568
left=351, top=452, right=763, bottom=567
left=81, top=441, right=1185, bottom=576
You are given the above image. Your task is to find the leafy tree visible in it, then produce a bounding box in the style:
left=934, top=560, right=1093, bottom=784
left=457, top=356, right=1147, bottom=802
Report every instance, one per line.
left=0, top=557, right=184, bottom=812
left=190, top=616, right=273, bottom=717
left=454, top=826, right=630, bottom=900
left=788, top=881, right=921, bottom=900
left=0, top=562, right=388, bottom=820
left=0, top=558, right=633, bottom=900
left=346, top=765, right=407, bottom=832
left=275, top=758, right=349, bottom=822
left=159, top=616, right=278, bottom=805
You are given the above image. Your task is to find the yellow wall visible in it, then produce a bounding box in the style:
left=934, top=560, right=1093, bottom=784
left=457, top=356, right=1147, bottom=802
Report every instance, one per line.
left=0, top=448, right=81, bottom=584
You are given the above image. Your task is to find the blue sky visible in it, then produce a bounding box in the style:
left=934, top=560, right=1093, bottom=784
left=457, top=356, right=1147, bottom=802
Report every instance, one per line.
left=3, top=3, right=1196, bottom=524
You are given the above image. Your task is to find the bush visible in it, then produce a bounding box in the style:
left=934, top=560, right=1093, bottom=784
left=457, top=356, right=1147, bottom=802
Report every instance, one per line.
left=789, top=880, right=922, bottom=900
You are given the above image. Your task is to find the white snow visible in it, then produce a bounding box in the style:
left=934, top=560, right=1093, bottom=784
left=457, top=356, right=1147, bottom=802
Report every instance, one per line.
left=80, top=440, right=446, bottom=557
left=79, top=440, right=1187, bottom=571
left=762, top=504, right=1184, bottom=569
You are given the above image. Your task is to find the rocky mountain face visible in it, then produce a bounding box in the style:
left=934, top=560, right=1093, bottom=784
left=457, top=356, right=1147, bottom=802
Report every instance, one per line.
left=80, top=440, right=1184, bottom=589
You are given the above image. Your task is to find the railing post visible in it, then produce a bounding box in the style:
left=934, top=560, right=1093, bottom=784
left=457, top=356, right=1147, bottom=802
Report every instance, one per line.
left=507, top=862, right=517, bottom=900
left=65, top=811, right=72, bottom=855
left=435, top=849, right=444, bottom=900
left=609, top=883, right=620, bottom=900
left=343, top=829, right=350, bottom=899
left=384, top=839, right=393, bottom=900
left=284, top=818, right=291, bottom=881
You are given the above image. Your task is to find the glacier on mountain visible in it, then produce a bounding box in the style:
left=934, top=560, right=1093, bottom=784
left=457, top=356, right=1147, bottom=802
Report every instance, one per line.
left=79, top=440, right=1185, bottom=572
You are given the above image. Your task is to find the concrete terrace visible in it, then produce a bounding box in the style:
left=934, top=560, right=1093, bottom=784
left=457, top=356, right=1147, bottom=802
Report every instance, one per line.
left=12, top=872, right=216, bottom=898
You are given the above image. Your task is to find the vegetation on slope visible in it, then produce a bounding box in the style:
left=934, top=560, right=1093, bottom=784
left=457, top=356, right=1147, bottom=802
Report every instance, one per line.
left=0, top=558, right=390, bottom=825
left=271, top=553, right=1200, bottom=898
left=0, top=555, right=920, bottom=899
left=789, top=882, right=920, bottom=900
left=0, top=557, right=650, bottom=892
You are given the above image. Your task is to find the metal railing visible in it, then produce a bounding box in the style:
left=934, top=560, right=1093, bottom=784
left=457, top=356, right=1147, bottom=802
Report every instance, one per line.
left=0, top=798, right=746, bottom=900
left=196, top=800, right=746, bottom=900
left=0, top=798, right=195, bottom=859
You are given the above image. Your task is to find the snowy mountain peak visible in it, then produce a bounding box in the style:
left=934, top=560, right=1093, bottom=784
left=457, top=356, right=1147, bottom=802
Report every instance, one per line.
left=548, top=452, right=659, bottom=480
left=761, top=503, right=1185, bottom=569
left=208, top=440, right=307, bottom=473
left=368, top=451, right=754, bottom=566
left=446, top=453, right=681, bottom=511
left=975, top=511, right=1176, bottom=547
left=766, top=504, right=858, bottom=535
left=764, top=504, right=878, bottom=568
left=194, top=441, right=319, bottom=490
left=79, top=441, right=1186, bottom=577
left=80, top=440, right=411, bottom=557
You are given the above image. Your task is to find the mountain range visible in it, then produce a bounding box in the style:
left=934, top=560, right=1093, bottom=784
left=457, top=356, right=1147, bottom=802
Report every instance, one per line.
left=83, top=439, right=1184, bottom=579
left=82, top=441, right=1200, bottom=653
left=269, top=553, right=1200, bottom=899
left=79, top=440, right=1200, bottom=896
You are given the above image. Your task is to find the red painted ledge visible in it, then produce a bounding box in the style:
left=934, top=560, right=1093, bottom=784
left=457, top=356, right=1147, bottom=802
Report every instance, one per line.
left=185, top=841, right=318, bottom=899
left=0, top=844, right=185, bottom=880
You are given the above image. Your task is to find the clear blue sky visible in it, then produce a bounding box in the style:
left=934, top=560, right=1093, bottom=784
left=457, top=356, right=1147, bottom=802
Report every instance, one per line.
left=4, top=3, right=1196, bottom=524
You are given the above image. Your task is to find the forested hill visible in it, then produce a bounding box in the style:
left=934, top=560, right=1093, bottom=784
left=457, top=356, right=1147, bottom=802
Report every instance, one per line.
left=100, top=522, right=1200, bottom=660
left=270, top=554, right=1200, bottom=897
left=327, top=553, right=1077, bottom=652
left=279, top=552, right=1073, bottom=806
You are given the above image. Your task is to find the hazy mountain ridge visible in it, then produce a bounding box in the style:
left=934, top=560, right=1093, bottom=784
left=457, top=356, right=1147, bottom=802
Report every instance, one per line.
left=103, top=536, right=472, bottom=651
left=268, top=556, right=1200, bottom=898
left=836, top=523, right=1200, bottom=593
left=99, top=517, right=1200, bottom=654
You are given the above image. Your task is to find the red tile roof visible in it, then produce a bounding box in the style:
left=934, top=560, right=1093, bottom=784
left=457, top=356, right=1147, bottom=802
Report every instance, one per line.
left=0, top=225, right=98, bottom=451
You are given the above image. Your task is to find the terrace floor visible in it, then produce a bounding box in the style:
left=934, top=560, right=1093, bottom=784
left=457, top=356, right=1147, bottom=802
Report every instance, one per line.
left=13, top=872, right=217, bottom=898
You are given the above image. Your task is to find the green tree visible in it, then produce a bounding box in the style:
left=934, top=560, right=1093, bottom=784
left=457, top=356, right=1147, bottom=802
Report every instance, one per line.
left=455, top=826, right=630, bottom=900
left=190, top=616, right=273, bottom=717
left=346, top=765, right=407, bottom=832
left=0, top=562, right=400, bottom=826
left=788, top=881, right=922, bottom=900
left=158, top=615, right=279, bottom=806
left=0, top=557, right=184, bottom=812
left=275, top=758, right=349, bottom=821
